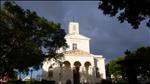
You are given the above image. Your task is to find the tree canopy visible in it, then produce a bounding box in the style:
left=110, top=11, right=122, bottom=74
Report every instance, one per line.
left=107, top=46, right=150, bottom=84
left=122, top=47, right=150, bottom=83
left=107, top=57, right=126, bottom=83
left=98, top=0, right=150, bottom=29
left=0, top=1, right=67, bottom=79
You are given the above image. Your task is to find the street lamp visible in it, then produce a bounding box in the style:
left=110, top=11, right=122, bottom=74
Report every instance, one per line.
left=58, top=60, right=63, bottom=84
left=30, top=69, right=33, bottom=82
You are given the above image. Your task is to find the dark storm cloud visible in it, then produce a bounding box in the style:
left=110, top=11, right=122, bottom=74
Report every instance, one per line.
left=15, top=1, right=150, bottom=62
left=90, top=21, right=150, bottom=61
left=16, top=1, right=67, bottom=24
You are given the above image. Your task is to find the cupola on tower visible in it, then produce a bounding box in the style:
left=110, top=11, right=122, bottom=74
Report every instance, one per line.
left=65, top=21, right=90, bottom=52
left=68, top=21, right=79, bottom=34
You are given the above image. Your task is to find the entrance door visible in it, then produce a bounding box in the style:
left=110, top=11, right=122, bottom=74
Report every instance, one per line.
left=73, top=67, right=80, bottom=84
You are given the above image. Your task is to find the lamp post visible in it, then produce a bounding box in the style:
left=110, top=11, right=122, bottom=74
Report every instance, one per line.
left=58, top=60, right=63, bottom=84
left=30, top=69, right=33, bottom=83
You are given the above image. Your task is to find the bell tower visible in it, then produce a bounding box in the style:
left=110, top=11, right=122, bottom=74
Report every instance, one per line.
left=66, top=21, right=90, bottom=52
left=68, top=21, right=79, bottom=34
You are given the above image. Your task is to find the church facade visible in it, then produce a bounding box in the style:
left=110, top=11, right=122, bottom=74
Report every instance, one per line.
left=42, top=21, right=106, bottom=84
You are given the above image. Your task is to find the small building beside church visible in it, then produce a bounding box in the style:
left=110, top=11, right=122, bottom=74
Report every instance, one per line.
left=42, top=21, right=106, bottom=84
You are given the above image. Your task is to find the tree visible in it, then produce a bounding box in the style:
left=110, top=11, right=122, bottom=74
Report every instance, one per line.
left=135, top=47, right=150, bottom=82
left=0, top=1, right=67, bottom=79
left=98, top=0, right=150, bottom=29
left=108, top=46, right=150, bottom=84
left=118, top=46, right=150, bottom=84
left=107, top=57, right=126, bottom=83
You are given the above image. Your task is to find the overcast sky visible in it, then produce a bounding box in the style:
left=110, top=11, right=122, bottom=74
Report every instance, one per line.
left=12, top=1, right=150, bottom=62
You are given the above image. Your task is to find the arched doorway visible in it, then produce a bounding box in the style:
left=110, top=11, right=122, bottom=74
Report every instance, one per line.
left=63, top=61, right=72, bottom=84
left=73, top=61, right=81, bottom=84
left=84, top=62, right=91, bottom=83
left=63, top=61, right=71, bottom=69
left=84, top=61, right=91, bottom=70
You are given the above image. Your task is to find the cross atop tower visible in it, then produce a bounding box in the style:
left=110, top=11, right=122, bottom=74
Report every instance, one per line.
left=72, top=16, right=75, bottom=22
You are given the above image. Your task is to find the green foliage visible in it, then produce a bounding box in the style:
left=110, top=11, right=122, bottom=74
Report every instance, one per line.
left=107, top=46, right=150, bottom=84
left=124, top=46, right=150, bottom=82
left=107, top=57, right=126, bottom=83
left=98, top=0, right=150, bottom=29
left=109, top=57, right=124, bottom=75
left=0, top=1, right=67, bottom=79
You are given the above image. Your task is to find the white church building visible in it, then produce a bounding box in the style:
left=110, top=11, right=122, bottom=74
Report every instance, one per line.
left=42, top=21, right=106, bottom=84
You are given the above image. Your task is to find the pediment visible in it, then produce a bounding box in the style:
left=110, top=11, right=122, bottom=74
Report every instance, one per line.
left=63, top=49, right=91, bottom=56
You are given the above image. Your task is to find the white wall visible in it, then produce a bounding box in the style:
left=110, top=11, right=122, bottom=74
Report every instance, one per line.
left=65, top=38, right=90, bottom=53
left=42, top=55, right=106, bottom=84
left=96, top=57, right=106, bottom=79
